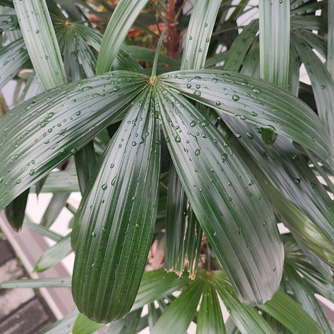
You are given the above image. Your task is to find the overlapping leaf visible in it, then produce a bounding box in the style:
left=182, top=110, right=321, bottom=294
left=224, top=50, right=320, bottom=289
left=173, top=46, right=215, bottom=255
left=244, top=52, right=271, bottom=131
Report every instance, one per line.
left=181, top=0, right=221, bottom=70
left=285, top=264, right=332, bottom=333
left=197, top=281, right=225, bottom=334
left=213, top=272, right=274, bottom=334
left=72, top=89, right=161, bottom=322
left=131, top=269, right=191, bottom=311
left=0, top=37, right=29, bottom=90
left=160, top=70, right=334, bottom=167
left=96, top=0, right=149, bottom=74
left=151, top=279, right=204, bottom=334
left=13, top=0, right=66, bottom=89
left=258, top=291, right=324, bottom=334
left=33, top=233, right=72, bottom=272
left=156, top=85, right=283, bottom=305
left=0, top=71, right=146, bottom=211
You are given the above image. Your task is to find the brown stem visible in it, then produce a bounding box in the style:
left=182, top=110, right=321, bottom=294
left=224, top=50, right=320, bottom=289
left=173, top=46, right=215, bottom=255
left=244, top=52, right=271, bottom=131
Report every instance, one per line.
left=165, top=0, right=181, bottom=59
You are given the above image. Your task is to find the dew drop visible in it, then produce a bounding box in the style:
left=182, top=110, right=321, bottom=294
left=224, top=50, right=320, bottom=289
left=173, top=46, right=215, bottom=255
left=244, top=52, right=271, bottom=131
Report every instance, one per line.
left=293, top=177, right=301, bottom=184
left=91, top=231, right=96, bottom=238
left=175, top=135, right=181, bottom=142
left=201, top=120, right=209, bottom=127
left=195, top=149, right=200, bottom=156
left=102, top=183, right=108, bottom=191
left=252, top=88, right=261, bottom=94
left=190, top=120, right=197, bottom=127
left=246, top=132, right=253, bottom=140
left=232, top=95, right=240, bottom=101
left=29, top=169, right=35, bottom=176
left=221, top=153, right=228, bottom=162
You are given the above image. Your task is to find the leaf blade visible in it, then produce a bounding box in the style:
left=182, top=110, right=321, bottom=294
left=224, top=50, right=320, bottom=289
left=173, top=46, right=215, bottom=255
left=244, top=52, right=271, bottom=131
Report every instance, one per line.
left=13, top=0, right=66, bottom=89
left=72, top=313, right=104, bottom=334
left=197, top=282, right=225, bottom=334
left=131, top=269, right=191, bottom=312
left=72, top=89, right=161, bottom=322
left=284, top=264, right=332, bottom=334
left=33, top=233, right=72, bottom=272
left=0, top=37, right=29, bottom=90
left=96, top=0, right=149, bottom=74
left=151, top=279, right=204, bottom=334
left=156, top=85, right=283, bottom=305
left=159, top=69, right=334, bottom=167
left=259, top=0, right=290, bottom=89
left=258, top=290, right=324, bottom=334
left=0, top=277, right=71, bottom=288
left=214, top=272, right=275, bottom=334
left=0, top=71, right=146, bottom=211
left=181, top=0, right=221, bottom=70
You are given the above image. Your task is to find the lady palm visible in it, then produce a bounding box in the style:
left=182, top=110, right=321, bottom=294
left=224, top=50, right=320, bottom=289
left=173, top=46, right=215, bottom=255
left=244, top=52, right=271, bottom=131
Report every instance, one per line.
left=0, top=0, right=333, bottom=333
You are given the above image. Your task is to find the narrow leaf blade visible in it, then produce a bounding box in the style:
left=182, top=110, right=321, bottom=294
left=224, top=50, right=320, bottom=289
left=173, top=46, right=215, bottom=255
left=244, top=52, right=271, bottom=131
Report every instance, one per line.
left=131, top=269, right=191, bottom=312
left=33, top=233, right=72, bottom=272
left=181, top=0, right=221, bottom=70
left=0, top=71, right=146, bottom=212
left=37, top=310, right=79, bottom=334
left=214, top=272, right=274, bottom=334
left=159, top=69, right=334, bottom=167
left=197, top=282, right=225, bottom=334
left=285, top=264, right=332, bottom=334
left=0, top=37, right=29, bottom=90
left=96, top=0, right=149, bottom=74
left=0, top=277, right=71, bottom=288
left=156, top=86, right=283, bottom=305
left=258, top=290, right=324, bottom=334
left=151, top=279, right=204, bottom=334
left=72, top=89, right=161, bottom=322
left=259, top=0, right=290, bottom=89
left=13, top=0, right=66, bottom=89
left=72, top=313, right=104, bottom=334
